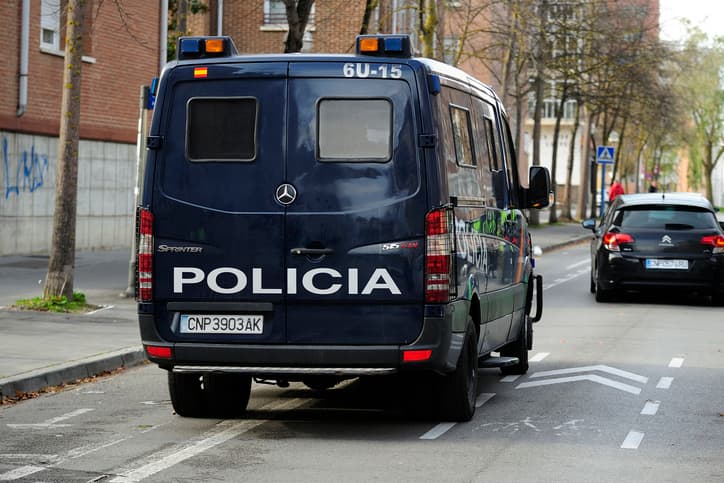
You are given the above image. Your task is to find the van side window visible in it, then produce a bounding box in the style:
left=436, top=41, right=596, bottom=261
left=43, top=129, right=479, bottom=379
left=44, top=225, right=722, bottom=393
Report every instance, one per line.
left=187, top=97, right=257, bottom=161
left=318, top=99, right=392, bottom=161
left=449, top=105, right=476, bottom=167
left=482, top=118, right=499, bottom=172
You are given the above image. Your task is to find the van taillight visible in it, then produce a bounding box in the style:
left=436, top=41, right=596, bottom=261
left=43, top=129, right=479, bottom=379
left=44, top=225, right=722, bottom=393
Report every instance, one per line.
left=701, top=234, right=724, bottom=254
left=425, top=208, right=455, bottom=303
left=136, top=208, right=154, bottom=302
left=602, top=232, right=634, bottom=251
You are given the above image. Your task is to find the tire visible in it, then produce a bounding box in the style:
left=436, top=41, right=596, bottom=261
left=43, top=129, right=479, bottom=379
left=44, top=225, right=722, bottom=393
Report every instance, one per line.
left=437, top=321, right=478, bottom=422
left=203, top=373, right=252, bottom=418
left=500, top=315, right=530, bottom=376
left=595, top=278, right=614, bottom=302
left=168, top=372, right=205, bottom=417
left=302, top=376, right=342, bottom=391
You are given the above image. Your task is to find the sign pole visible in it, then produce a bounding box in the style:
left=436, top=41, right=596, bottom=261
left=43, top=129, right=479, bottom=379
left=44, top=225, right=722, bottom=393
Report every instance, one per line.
left=600, top=164, right=606, bottom=219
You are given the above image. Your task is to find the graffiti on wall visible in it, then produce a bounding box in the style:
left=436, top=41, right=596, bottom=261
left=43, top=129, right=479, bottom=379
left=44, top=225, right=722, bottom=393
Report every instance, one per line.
left=2, top=136, right=50, bottom=199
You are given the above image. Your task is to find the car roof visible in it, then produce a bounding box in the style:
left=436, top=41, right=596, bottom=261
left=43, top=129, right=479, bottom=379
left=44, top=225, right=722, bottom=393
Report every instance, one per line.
left=615, top=192, right=714, bottom=211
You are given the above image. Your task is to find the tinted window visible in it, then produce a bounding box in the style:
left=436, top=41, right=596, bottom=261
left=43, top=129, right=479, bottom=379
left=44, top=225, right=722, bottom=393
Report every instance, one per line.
left=318, top=99, right=391, bottom=161
left=450, top=105, right=476, bottom=166
left=615, top=205, right=718, bottom=230
left=187, top=97, right=257, bottom=161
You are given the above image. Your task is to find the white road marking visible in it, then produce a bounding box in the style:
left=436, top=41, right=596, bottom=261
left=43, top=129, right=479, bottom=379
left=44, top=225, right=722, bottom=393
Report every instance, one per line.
left=7, top=408, right=94, bottom=429
left=475, top=392, right=495, bottom=408
left=543, top=268, right=588, bottom=291
left=641, top=401, right=660, bottom=415
left=500, top=375, right=521, bottom=383
left=529, top=365, right=648, bottom=384
left=668, top=357, right=685, bottom=368
left=517, top=375, right=642, bottom=395
left=420, top=422, right=456, bottom=440
left=0, top=465, right=45, bottom=481
left=529, top=352, right=550, bottom=362
left=656, top=377, right=674, bottom=389
left=566, top=259, right=589, bottom=270
left=108, top=398, right=306, bottom=483
left=621, top=430, right=645, bottom=449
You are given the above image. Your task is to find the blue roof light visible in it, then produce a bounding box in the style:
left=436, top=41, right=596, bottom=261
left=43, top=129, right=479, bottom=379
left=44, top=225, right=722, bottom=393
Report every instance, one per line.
left=384, top=37, right=403, bottom=53
left=180, top=38, right=201, bottom=54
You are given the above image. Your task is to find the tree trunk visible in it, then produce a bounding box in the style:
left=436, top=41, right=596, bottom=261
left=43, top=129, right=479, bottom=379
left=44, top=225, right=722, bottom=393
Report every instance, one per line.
left=576, top=111, right=593, bottom=220
left=44, top=0, right=86, bottom=301
left=284, top=0, right=314, bottom=53
left=529, top=73, right=544, bottom=226
left=563, top=102, right=581, bottom=220
left=359, top=0, right=379, bottom=35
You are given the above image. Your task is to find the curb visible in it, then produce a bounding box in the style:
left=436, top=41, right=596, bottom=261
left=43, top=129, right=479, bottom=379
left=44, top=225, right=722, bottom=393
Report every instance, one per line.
left=0, top=346, right=147, bottom=399
left=536, top=236, right=590, bottom=253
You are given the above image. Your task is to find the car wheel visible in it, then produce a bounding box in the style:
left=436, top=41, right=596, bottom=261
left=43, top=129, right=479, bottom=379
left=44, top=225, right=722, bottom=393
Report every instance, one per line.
left=595, top=278, right=614, bottom=302
left=168, top=372, right=206, bottom=417
left=500, top=315, right=530, bottom=375
left=437, top=320, right=478, bottom=422
left=203, top=373, right=252, bottom=418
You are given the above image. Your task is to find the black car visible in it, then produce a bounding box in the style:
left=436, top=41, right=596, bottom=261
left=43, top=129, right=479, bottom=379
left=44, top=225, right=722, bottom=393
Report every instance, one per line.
left=582, top=193, right=724, bottom=304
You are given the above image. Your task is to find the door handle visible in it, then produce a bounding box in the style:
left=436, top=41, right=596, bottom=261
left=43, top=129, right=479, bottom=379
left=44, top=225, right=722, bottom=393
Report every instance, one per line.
left=290, top=247, right=334, bottom=256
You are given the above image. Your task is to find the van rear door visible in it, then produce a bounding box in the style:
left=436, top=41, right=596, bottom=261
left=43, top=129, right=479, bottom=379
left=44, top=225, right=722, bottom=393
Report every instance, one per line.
left=284, top=63, right=426, bottom=345
left=152, top=63, right=288, bottom=343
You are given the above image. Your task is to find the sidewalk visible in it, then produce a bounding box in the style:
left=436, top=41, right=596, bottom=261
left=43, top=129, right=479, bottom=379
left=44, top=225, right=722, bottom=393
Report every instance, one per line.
left=0, top=223, right=590, bottom=400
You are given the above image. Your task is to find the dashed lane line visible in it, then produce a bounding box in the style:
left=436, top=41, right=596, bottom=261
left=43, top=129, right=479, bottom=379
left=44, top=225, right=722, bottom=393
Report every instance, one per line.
left=656, top=376, right=674, bottom=389
left=621, top=430, right=645, bottom=449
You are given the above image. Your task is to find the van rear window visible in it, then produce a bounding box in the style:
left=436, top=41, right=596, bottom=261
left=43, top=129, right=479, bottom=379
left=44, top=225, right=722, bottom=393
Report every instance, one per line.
left=318, top=99, right=391, bottom=161
left=187, top=97, right=257, bottom=161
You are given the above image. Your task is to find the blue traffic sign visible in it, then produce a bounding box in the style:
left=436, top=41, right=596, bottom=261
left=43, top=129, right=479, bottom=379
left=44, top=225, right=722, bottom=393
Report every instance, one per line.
left=596, top=146, right=615, bottom=165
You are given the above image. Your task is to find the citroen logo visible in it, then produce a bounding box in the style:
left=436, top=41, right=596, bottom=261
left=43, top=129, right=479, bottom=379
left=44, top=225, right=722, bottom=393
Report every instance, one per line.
left=661, top=235, right=672, bottom=244
left=275, top=183, right=297, bottom=205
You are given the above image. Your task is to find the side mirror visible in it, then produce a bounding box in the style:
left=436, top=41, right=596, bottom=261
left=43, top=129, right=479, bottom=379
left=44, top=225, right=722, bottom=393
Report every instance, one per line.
left=524, top=166, right=552, bottom=209
left=581, top=218, right=596, bottom=231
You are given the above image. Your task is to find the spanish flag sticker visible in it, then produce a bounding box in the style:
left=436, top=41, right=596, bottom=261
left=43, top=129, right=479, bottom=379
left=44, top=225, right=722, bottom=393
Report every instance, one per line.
left=194, top=67, right=208, bottom=79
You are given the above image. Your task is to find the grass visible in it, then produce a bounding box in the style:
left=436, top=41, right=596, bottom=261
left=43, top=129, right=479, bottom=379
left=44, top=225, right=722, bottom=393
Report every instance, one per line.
left=14, top=292, right=99, bottom=313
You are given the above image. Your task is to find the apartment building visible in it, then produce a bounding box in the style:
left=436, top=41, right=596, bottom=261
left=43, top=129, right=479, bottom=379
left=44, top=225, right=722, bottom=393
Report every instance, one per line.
left=0, top=0, right=161, bottom=255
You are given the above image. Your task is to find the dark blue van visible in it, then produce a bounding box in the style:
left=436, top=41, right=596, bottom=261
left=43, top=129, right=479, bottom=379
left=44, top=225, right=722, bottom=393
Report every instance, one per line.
left=137, top=34, right=551, bottom=422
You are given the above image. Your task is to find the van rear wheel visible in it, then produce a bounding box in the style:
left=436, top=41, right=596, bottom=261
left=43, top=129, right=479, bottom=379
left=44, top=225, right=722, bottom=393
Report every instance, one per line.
left=203, top=373, right=252, bottom=418
left=500, top=315, right=530, bottom=375
left=168, top=372, right=205, bottom=417
left=437, top=321, right=478, bottom=422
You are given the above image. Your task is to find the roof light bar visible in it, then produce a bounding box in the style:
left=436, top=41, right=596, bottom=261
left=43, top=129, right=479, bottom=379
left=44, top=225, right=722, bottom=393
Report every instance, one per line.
left=176, top=36, right=239, bottom=61
left=355, top=34, right=412, bottom=58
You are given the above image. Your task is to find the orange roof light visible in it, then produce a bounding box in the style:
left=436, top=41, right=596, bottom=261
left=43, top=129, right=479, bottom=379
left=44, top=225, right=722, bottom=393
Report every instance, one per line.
left=205, top=38, right=225, bottom=53
left=359, top=37, right=380, bottom=53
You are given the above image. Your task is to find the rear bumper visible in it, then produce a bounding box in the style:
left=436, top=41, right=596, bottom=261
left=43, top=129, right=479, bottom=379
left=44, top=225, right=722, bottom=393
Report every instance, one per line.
left=138, top=310, right=462, bottom=377
left=597, top=252, right=724, bottom=292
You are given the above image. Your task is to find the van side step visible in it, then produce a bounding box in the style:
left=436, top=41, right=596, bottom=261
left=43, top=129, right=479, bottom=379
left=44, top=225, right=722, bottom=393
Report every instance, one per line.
left=478, top=356, right=519, bottom=368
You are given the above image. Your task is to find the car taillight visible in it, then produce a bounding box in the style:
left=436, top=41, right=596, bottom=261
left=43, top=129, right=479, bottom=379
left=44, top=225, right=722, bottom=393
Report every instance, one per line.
left=136, top=208, right=154, bottom=302
left=425, top=208, right=455, bottom=303
left=701, top=234, right=724, bottom=254
left=602, top=232, right=634, bottom=251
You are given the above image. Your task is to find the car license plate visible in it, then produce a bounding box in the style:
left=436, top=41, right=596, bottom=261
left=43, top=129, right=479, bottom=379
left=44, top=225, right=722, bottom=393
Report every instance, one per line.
left=179, top=314, right=263, bottom=334
left=645, top=259, right=688, bottom=270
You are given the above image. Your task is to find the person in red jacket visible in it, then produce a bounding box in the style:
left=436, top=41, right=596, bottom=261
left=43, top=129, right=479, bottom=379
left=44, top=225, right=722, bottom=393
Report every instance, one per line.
left=609, top=179, right=624, bottom=202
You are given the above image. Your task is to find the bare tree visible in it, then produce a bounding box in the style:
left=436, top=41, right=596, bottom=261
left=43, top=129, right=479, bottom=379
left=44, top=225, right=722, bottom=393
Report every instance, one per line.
left=44, top=0, right=87, bottom=301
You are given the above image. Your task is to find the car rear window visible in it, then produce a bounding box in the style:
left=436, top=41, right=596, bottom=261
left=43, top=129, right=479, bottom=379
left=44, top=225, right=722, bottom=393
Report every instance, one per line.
left=615, top=205, right=718, bottom=230
left=187, top=97, right=257, bottom=161
left=317, top=99, right=391, bottom=161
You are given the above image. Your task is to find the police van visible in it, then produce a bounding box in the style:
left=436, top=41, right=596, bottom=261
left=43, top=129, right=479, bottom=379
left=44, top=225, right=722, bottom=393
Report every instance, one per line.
left=137, top=34, right=551, bottom=422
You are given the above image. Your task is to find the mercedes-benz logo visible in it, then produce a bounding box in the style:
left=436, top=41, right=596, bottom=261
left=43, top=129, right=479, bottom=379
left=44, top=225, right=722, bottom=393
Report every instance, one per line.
left=275, top=183, right=297, bottom=205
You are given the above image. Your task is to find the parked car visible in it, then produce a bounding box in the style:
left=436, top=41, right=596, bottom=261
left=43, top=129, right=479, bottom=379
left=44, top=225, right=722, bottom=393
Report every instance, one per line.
left=582, top=193, right=724, bottom=304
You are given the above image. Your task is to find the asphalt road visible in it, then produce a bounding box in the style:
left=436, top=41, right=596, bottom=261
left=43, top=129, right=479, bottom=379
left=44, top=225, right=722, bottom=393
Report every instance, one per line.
left=1, top=243, right=723, bottom=482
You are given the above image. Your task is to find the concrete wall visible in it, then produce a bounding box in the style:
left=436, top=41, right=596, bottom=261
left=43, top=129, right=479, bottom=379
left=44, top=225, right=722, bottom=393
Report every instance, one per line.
left=1, top=131, right=134, bottom=256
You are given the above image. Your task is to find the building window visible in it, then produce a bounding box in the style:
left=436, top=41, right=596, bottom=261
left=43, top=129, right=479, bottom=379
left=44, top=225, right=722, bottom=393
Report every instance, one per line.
left=41, top=0, right=61, bottom=51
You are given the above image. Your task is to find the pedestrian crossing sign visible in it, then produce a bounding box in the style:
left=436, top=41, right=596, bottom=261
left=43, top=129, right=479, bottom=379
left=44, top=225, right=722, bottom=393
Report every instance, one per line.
left=596, top=146, right=615, bottom=164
